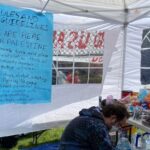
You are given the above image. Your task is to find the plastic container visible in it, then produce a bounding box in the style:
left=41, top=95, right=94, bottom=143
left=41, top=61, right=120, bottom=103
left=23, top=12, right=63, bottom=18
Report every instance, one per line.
left=143, top=133, right=150, bottom=150
left=116, top=137, right=132, bottom=150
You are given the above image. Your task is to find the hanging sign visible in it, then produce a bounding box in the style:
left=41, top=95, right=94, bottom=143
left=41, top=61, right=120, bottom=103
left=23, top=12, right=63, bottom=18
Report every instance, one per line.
left=53, top=30, right=105, bottom=55
left=0, top=5, right=53, bottom=104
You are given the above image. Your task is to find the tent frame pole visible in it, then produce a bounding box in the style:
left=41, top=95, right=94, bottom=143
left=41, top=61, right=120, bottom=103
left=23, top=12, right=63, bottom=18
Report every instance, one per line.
left=121, top=23, right=128, bottom=97
left=121, top=0, right=128, bottom=98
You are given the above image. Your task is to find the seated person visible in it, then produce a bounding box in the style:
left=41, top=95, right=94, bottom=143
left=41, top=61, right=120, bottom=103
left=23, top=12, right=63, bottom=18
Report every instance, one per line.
left=59, top=102, right=130, bottom=150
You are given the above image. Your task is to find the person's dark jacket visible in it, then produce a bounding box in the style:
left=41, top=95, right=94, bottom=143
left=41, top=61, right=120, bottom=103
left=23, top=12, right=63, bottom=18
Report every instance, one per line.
left=59, top=106, right=115, bottom=150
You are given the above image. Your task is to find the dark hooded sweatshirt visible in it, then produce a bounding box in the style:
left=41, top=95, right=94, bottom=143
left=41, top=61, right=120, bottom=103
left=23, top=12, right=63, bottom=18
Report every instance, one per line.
left=59, top=106, right=116, bottom=150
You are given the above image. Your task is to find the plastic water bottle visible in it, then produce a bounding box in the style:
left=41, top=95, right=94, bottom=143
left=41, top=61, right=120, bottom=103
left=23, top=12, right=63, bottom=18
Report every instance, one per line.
left=116, top=137, right=132, bottom=150
left=145, top=134, right=150, bottom=150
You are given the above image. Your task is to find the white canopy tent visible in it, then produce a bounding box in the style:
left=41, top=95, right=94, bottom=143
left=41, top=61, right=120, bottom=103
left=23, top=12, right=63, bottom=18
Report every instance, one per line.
left=0, top=0, right=150, bottom=137
left=0, top=0, right=149, bottom=23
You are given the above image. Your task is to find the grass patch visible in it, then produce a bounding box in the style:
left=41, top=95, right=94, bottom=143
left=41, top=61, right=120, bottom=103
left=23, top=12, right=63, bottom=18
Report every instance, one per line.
left=0, top=128, right=64, bottom=150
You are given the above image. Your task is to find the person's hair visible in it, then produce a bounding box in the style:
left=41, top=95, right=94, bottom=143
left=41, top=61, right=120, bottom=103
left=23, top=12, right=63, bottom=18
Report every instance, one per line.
left=102, top=102, right=130, bottom=121
left=101, top=99, right=117, bottom=108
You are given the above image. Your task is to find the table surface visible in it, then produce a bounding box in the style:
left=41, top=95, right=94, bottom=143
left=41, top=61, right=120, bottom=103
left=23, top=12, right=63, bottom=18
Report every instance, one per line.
left=128, top=118, right=150, bottom=132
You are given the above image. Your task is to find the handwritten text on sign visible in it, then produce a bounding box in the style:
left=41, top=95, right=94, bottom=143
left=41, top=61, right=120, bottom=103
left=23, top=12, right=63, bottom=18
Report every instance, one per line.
left=53, top=30, right=105, bottom=55
left=0, top=5, right=53, bottom=104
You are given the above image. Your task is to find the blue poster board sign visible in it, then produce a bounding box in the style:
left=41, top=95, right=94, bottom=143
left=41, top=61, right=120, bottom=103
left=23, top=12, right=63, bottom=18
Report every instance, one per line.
left=0, top=5, right=53, bottom=104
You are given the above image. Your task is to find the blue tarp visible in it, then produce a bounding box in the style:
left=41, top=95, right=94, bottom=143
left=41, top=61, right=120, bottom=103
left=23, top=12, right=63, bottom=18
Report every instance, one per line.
left=22, top=142, right=59, bottom=150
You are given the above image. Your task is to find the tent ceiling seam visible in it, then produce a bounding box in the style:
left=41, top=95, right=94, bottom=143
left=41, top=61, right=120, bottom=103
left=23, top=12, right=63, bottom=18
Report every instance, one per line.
left=129, top=5, right=150, bottom=11
left=53, top=9, right=122, bottom=14
left=41, top=0, right=51, bottom=13
left=52, top=0, right=85, bottom=11
left=52, top=0, right=126, bottom=12
left=52, top=0, right=121, bottom=24
left=130, top=10, right=150, bottom=23
left=71, top=9, right=124, bottom=12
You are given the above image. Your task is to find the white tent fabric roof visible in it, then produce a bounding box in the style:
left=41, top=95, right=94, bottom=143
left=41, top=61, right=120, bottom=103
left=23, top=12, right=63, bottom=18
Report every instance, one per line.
left=0, top=0, right=150, bottom=23
left=0, top=0, right=142, bottom=10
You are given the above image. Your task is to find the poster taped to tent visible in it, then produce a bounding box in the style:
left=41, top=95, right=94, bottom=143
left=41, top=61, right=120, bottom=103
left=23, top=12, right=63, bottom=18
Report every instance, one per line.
left=0, top=4, right=53, bottom=104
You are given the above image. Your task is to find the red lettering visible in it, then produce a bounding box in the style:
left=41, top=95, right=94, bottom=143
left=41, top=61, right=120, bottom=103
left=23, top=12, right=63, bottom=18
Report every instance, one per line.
left=94, top=32, right=104, bottom=49
left=92, top=56, right=99, bottom=62
left=99, top=56, right=103, bottom=63
left=53, top=30, right=105, bottom=56
left=78, top=31, right=90, bottom=49
left=54, top=31, right=65, bottom=48
left=91, top=56, right=103, bottom=63
left=68, top=31, right=78, bottom=49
